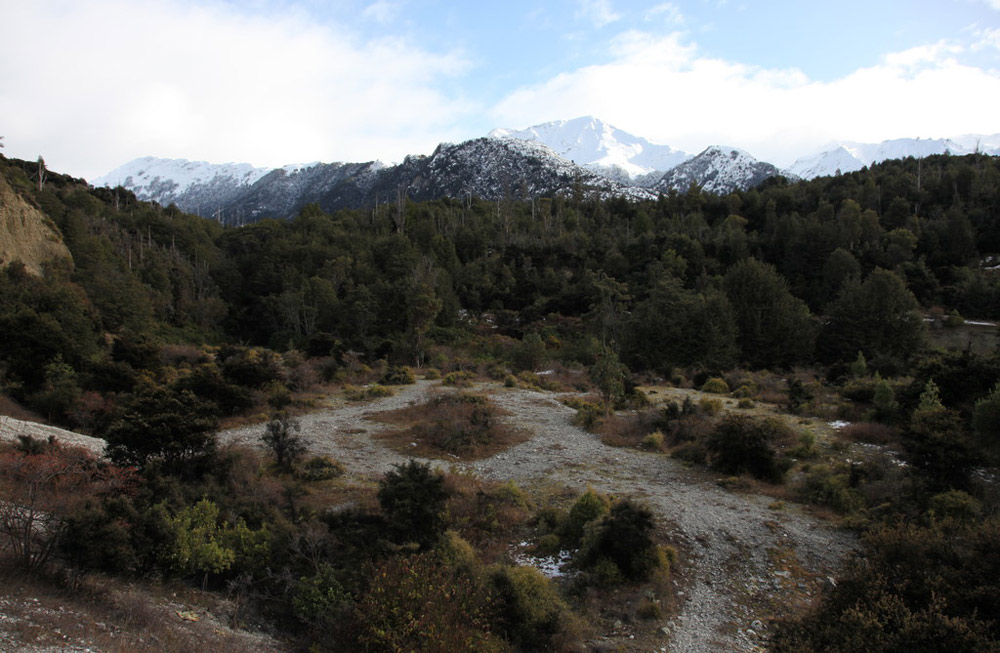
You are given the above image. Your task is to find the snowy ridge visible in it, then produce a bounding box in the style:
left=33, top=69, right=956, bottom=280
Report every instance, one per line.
left=489, top=116, right=691, bottom=180
left=787, top=134, right=1000, bottom=179
left=93, top=157, right=273, bottom=201
left=92, top=156, right=322, bottom=218
left=655, top=146, right=788, bottom=194
left=92, top=120, right=1000, bottom=222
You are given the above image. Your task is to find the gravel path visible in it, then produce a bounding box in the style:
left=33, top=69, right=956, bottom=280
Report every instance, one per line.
left=221, top=380, right=856, bottom=652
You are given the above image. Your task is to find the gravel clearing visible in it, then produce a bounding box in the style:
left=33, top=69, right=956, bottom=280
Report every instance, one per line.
left=222, top=379, right=857, bottom=652
left=1, top=381, right=854, bottom=652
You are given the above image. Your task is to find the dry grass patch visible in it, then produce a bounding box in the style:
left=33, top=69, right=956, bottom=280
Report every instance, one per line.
left=839, top=421, right=901, bottom=446
left=373, top=391, right=529, bottom=460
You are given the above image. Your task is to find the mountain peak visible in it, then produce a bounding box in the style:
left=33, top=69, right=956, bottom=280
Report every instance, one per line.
left=488, top=116, right=690, bottom=180
left=656, top=145, right=786, bottom=194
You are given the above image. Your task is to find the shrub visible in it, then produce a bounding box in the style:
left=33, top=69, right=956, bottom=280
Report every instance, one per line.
left=423, top=367, right=441, bottom=380
left=706, top=415, right=793, bottom=482
left=559, top=488, right=609, bottom=547
left=700, top=377, right=730, bottom=394
left=796, top=464, right=864, bottom=514
left=672, top=440, right=708, bottom=466
left=737, top=398, right=754, bottom=409
left=732, top=383, right=757, bottom=398
left=381, top=365, right=416, bottom=385
left=788, top=430, right=818, bottom=459
left=488, top=565, right=576, bottom=650
left=265, top=380, right=292, bottom=410
left=297, top=455, right=344, bottom=482
left=577, top=499, right=663, bottom=582
left=772, top=519, right=1000, bottom=652
left=261, top=412, right=305, bottom=470
left=504, top=374, right=517, bottom=388
left=443, top=370, right=474, bottom=387
left=353, top=552, right=501, bottom=652
left=641, top=430, right=665, bottom=451
left=293, top=563, right=351, bottom=628
left=928, top=490, right=981, bottom=523
left=698, top=397, right=723, bottom=415
left=218, top=345, right=281, bottom=388
left=343, top=383, right=394, bottom=401
left=840, top=421, right=899, bottom=445
left=570, top=401, right=605, bottom=430
left=378, top=460, right=449, bottom=549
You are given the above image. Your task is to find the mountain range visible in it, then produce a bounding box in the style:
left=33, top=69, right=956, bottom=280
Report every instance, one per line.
left=93, top=118, right=1000, bottom=223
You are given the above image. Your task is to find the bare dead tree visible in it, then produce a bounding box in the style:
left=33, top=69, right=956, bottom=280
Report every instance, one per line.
left=36, top=156, right=46, bottom=191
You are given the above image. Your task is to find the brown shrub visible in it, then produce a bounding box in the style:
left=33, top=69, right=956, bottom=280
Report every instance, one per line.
left=596, top=410, right=660, bottom=448
left=840, top=422, right=900, bottom=446
left=375, top=392, right=527, bottom=459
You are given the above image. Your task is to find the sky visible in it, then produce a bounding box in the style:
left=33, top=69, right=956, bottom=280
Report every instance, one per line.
left=2, top=0, right=1000, bottom=180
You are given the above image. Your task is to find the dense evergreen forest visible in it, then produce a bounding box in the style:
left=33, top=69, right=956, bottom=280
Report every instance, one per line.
left=2, top=151, right=1000, bottom=650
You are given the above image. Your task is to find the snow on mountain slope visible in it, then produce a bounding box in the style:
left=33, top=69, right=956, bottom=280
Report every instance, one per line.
left=655, top=146, right=787, bottom=194
left=787, top=135, right=1000, bottom=179
left=489, top=116, right=690, bottom=180
left=93, top=157, right=272, bottom=201
left=786, top=147, right=866, bottom=179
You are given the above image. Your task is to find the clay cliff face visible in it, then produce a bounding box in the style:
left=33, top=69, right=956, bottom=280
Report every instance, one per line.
left=0, top=174, right=72, bottom=275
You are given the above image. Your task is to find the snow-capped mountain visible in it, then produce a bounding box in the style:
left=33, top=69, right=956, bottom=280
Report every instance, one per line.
left=96, top=137, right=654, bottom=223
left=93, top=121, right=1000, bottom=223
left=787, top=135, right=1000, bottom=180
left=655, top=146, right=788, bottom=195
left=489, top=116, right=691, bottom=181
left=92, top=157, right=320, bottom=218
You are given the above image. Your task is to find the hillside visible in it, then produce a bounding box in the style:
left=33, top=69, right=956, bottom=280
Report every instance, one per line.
left=0, top=173, right=72, bottom=275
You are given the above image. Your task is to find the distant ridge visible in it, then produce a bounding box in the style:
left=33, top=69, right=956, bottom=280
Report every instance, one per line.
left=92, top=120, right=1000, bottom=223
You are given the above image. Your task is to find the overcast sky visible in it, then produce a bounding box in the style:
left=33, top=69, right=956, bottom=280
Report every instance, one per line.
left=3, top=0, right=1000, bottom=180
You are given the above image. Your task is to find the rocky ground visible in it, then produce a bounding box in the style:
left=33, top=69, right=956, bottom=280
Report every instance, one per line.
left=0, top=379, right=855, bottom=652
left=223, top=379, right=857, bottom=652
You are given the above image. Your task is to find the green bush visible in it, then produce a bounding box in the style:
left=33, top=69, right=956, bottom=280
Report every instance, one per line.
left=706, top=415, right=792, bottom=482
left=698, top=397, right=723, bottom=415
left=928, top=490, right=981, bottom=523
left=559, top=488, right=609, bottom=547
left=343, top=383, right=394, bottom=401
left=293, top=563, right=350, bottom=626
left=297, top=455, right=344, bottom=482
left=641, top=430, right=665, bottom=451
left=381, top=365, right=416, bottom=385
left=570, top=401, right=605, bottom=430
left=701, top=377, right=730, bottom=394
left=772, top=519, right=1000, bottom=652
left=797, top=464, right=864, bottom=514
left=443, top=370, right=474, bottom=387
left=423, top=367, right=441, bottom=380
left=378, top=460, right=449, bottom=550
left=577, top=499, right=663, bottom=582
left=488, top=565, right=576, bottom=649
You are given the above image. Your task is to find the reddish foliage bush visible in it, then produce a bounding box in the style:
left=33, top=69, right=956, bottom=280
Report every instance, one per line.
left=0, top=441, right=137, bottom=569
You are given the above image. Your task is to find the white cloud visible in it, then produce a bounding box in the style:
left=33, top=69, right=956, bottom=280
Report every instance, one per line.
left=364, top=0, right=403, bottom=23
left=0, top=0, right=472, bottom=179
left=644, top=3, right=685, bottom=26
left=971, top=26, right=1000, bottom=51
left=975, top=0, right=1000, bottom=10
left=576, top=0, right=621, bottom=28
left=490, top=31, right=1000, bottom=166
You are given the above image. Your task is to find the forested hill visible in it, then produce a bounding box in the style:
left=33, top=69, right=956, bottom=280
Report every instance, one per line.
left=0, top=150, right=999, bottom=429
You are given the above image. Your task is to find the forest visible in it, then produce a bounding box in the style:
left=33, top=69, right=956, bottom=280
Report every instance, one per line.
left=1, top=150, right=1000, bottom=651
